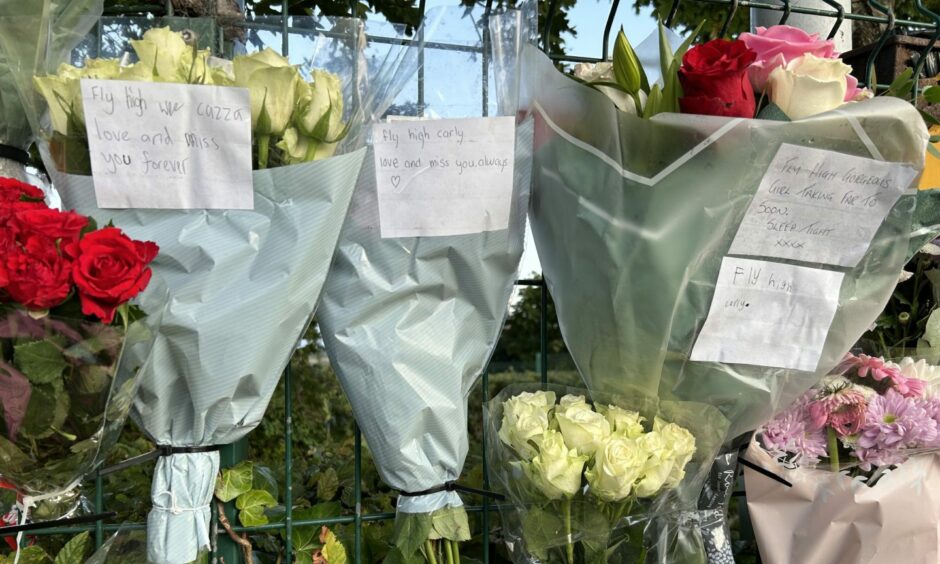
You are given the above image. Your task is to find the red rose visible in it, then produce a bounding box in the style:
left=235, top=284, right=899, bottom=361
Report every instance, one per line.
left=72, top=227, right=159, bottom=323
left=14, top=208, right=87, bottom=239
left=3, top=235, right=72, bottom=310
left=0, top=177, right=44, bottom=204
left=678, top=39, right=757, bottom=118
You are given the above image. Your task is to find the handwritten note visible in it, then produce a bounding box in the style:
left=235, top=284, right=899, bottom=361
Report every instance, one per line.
left=690, top=257, right=844, bottom=371
left=729, top=144, right=919, bottom=267
left=81, top=79, right=253, bottom=209
left=372, top=116, right=515, bottom=238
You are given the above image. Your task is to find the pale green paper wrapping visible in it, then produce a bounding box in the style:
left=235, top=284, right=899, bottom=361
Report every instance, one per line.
left=318, top=121, right=532, bottom=514
left=523, top=43, right=933, bottom=562
left=51, top=148, right=365, bottom=563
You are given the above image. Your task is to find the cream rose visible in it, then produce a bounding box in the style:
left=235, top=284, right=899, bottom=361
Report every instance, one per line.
left=653, top=417, right=696, bottom=488
left=633, top=431, right=674, bottom=498
left=599, top=405, right=645, bottom=439
left=34, top=59, right=121, bottom=135
left=525, top=429, right=588, bottom=500
left=767, top=54, right=852, bottom=120
left=585, top=435, right=646, bottom=501
left=498, top=391, right=556, bottom=459
left=556, top=399, right=611, bottom=455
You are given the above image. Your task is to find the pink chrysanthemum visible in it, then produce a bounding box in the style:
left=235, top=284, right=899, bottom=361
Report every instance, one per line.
left=760, top=391, right=828, bottom=465
left=853, top=389, right=939, bottom=470
left=808, top=379, right=867, bottom=437
left=838, top=353, right=926, bottom=398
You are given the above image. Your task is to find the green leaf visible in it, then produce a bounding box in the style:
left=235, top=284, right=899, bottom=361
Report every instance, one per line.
left=287, top=502, right=344, bottom=552
left=883, top=68, right=914, bottom=99
left=392, top=512, right=432, bottom=560
left=21, top=381, right=69, bottom=440
left=757, top=102, right=792, bottom=122
left=658, top=20, right=673, bottom=82
left=642, top=84, right=663, bottom=119
left=921, top=109, right=940, bottom=128
left=317, top=467, right=340, bottom=501
left=54, top=531, right=90, bottom=564
left=924, top=85, right=940, bottom=105
left=14, top=339, right=67, bottom=384
left=521, top=505, right=564, bottom=561
left=252, top=464, right=279, bottom=501
left=215, top=460, right=253, bottom=502
left=429, top=506, right=470, bottom=542
left=0, top=433, right=31, bottom=472
left=576, top=503, right=612, bottom=563
left=0, top=546, right=50, bottom=564
left=235, top=489, right=278, bottom=527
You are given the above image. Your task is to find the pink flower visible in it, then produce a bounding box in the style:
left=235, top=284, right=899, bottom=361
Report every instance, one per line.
left=759, top=391, right=829, bottom=464
left=808, top=379, right=867, bottom=436
left=853, top=389, right=938, bottom=469
left=740, top=25, right=836, bottom=92
left=838, top=353, right=926, bottom=398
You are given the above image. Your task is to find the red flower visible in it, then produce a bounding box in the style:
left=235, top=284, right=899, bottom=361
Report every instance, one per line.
left=3, top=235, right=72, bottom=310
left=14, top=208, right=87, bottom=240
left=678, top=39, right=757, bottom=118
left=0, top=177, right=44, bottom=204
left=72, top=228, right=158, bottom=323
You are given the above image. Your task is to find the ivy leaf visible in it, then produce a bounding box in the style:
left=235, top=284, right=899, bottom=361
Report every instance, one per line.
left=289, top=502, right=344, bottom=553
left=235, top=489, right=278, bottom=527
left=54, top=531, right=90, bottom=564
left=252, top=464, right=280, bottom=501
left=392, top=512, right=432, bottom=560
left=320, top=526, right=348, bottom=564
left=0, top=545, right=50, bottom=564
left=0, top=433, right=31, bottom=472
left=317, top=467, right=339, bottom=501
left=215, top=460, right=253, bottom=502
left=14, top=339, right=67, bottom=384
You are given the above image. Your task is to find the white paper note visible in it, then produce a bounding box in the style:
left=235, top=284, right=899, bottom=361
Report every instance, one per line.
left=81, top=79, right=253, bottom=209
left=690, top=257, right=844, bottom=371
left=372, top=116, right=516, bottom=238
left=729, top=144, right=919, bottom=267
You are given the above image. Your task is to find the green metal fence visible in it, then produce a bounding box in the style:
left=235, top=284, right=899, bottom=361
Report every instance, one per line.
left=9, top=0, right=940, bottom=562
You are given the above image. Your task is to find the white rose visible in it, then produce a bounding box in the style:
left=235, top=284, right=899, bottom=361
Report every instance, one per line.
left=767, top=54, right=851, bottom=120
left=652, top=417, right=696, bottom=488
left=585, top=435, right=646, bottom=501
left=633, top=431, right=675, bottom=498
left=556, top=400, right=611, bottom=455
left=599, top=405, right=645, bottom=439
left=498, top=391, right=556, bottom=459
left=525, top=429, right=588, bottom=500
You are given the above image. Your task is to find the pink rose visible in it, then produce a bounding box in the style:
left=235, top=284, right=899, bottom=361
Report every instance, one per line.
left=740, top=25, right=837, bottom=92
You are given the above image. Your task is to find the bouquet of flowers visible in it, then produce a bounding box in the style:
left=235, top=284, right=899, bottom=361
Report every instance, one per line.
left=0, top=0, right=101, bottom=182
left=487, top=385, right=727, bottom=563
left=745, top=353, right=940, bottom=563
left=8, top=15, right=409, bottom=562
left=521, top=20, right=939, bottom=564
left=33, top=26, right=348, bottom=173
left=317, top=7, right=534, bottom=562
left=0, top=176, right=158, bottom=537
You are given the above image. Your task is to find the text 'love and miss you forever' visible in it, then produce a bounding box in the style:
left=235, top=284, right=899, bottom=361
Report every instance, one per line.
left=81, top=79, right=253, bottom=209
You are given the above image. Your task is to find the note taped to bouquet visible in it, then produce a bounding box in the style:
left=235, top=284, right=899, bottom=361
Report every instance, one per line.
left=372, top=116, right=515, bottom=238
left=690, top=257, right=844, bottom=371
left=729, top=144, right=918, bottom=267
left=81, top=79, right=252, bottom=209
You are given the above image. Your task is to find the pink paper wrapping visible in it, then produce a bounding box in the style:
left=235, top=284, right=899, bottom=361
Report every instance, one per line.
left=744, top=440, right=940, bottom=564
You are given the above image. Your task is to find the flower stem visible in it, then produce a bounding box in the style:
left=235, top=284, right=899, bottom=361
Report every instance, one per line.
left=444, top=538, right=455, bottom=564
left=452, top=540, right=461, bottom=564
left=425, top=540, right=439, bottom=564
left=304, top=138, right=321, bottom=162
left=563, top=498, right=574, bottom=564
left=258, top=135, right=271, bottom=169
left=828, top=427, right=841, bottom=473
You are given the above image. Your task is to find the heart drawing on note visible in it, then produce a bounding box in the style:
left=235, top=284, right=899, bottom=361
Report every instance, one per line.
left=390, top=175, right=401, bottom=190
